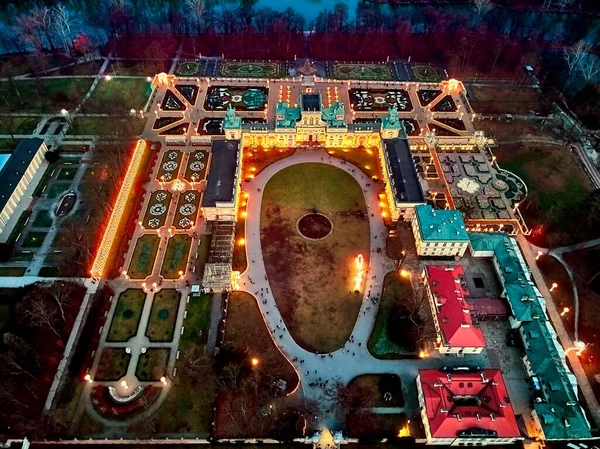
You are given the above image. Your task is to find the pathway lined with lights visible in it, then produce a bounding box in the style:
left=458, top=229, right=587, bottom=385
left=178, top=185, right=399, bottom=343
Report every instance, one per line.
left=238, top=148, right=491, bottom=426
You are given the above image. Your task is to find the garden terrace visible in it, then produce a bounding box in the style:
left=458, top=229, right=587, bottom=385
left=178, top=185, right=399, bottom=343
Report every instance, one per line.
left=431, top=95, right=457, bottom=112
left=107, top=289, right=146, bottom=342
left=349, top=89, right=412, bottom=111
left=173, top=190, right=201, bottom=229
left=174, top=84, right=199, bottom=105
left=160, top=89, right=186, bottom=111
left=153, top=116, right=182, bottom=130
left=417, top=89, right=443, bottom=107
left=218, top=61, right=282, bottom=78
left=146, top=289, right=181, bottom=342
left=142, top=190, right=172, bottom=230
left=128, top=234, right=160, bottom=279
left=203, top=86, right=268, bottom=111
left=159, top=122, right=190, bottom=136
left=260, top=163, right=369, bottom=353
left=183, top=150, right=210, bottom=182
left=198, top=118, right=224, bottom=135
left=157, top=150, right=183, bottom=182
left=331, top=62, right=393, bottom=80
left=160, top=234, right=192, bottom=279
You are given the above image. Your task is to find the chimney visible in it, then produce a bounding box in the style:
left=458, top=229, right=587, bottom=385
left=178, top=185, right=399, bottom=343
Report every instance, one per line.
left=447, top=373, right=452, bottom=382
left=476, top=413, right=481, bottom=422
left=480, top=372, right=487, bottom=383
left=490, top=413, right=495, bottom=422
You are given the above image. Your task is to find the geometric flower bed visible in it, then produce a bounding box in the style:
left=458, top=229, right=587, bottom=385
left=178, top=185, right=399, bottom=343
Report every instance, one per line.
left=431, top=95, right=457, bottom=112
left=400, top=118, right=420, bottom=136
left=331, top=63, right=393, bottom=81
left=349, top=89, right=412, bottom=111
left=204, top=86, right=268, bottom=111
left=435, top=118, right=466, bottom=131
left=145, top=289, right=181, bottom=342
left=183, top=150, right=209, bottom=182
left=160, top=89, right=186, bottom=111
left=128, top=234, right=160, bottom=279
left=176, top=62, right=200, bottom=77
left=159, top=122, right=190, bottom=136
left=174, top=84, right=199, bottom=105
left=135, top=348, right=170, bottom=381
left=143, top=190, right=172, bottom=229
left=153, top=116, right=181, bottom=130
left=107, top=289, right=146, bottom=342
left=428, top=123, right=460, bottom=136
left=157, top=150, right=183, bottom=182
left=173, top=190, right=201, bottom=229
left=412, top=64, right=442, bottom=82
left=218, top=61, right=282, bottom=78
left=160, top=234, right=192, bottom=279
left=198, top=118, right=224, bottom=135
left=417, top=89, right=442, bottom=107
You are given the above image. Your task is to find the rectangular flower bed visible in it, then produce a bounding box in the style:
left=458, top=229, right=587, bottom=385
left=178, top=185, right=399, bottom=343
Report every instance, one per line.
left=173, top=190, right=201, bottom=230
left=332, top=62, right=393, bottom=81
left=107, top=288, right=146, bottom=342
left=145, top=289, right=181, bottom=342
left=95, top=348, right=131, bottom=381
left=142, top=190, right=172, bottom=230
left=135, top=348, right=169, bottom=381
left=203, top=86, right=268, bottom=111
left=156, top=149, right=184, bottom=182
left=160, top=234, right=192, bottom=279
left=183, top=150, right=209, bottom=182
left=128, top=234, right=160, bottom=279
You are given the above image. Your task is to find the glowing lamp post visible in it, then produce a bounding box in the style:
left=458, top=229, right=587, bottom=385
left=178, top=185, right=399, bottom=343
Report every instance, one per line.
left=121, top=380, right=129, bottom=390
left=550, top=283, right=558, bottom=292
left=251, top=357, right=259, bottom=367
left=160, top=376, right=168, bottom=385
left=536, top=251, right=543, bottom=261
left=561, top=307, right=570, bottom=316
left=400, top=269, right=410, bottom=278
left=84, top=374, right=93, bottom=383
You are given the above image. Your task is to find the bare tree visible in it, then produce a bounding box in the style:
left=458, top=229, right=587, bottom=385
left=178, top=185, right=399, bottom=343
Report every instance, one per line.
left=19, top=295, right=61, bottom=338
left=579, top=53, right=600, bottom=82
left=563, top=40, right=590, bottom=91
left=14, top=15, right=43, bottom=53
left=45, top=281, right=79, bottom=322
left=54, top=5, right=73, bottom=54
left=187, top=0, right=205, bottom=34
left=0, top=350, right=38, bottom=381
left=31, top=7, right=56, bottom=51
left=472, top=0, right=493, bottom=19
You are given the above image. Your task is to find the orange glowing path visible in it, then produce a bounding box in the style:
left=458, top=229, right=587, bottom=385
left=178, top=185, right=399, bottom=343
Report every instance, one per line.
left=90, top=139, right=147, bottom=278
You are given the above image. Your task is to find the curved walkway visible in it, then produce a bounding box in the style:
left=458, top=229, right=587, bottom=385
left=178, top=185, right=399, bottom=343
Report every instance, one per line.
left=238, top=148, right=487, bottom=426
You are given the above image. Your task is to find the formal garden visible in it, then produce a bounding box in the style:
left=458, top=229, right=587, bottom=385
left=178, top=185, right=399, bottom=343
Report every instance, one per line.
left=128, top=234, right=160, bottom=279
left=183, top=149, right=209, bottom=182
left=173, top=190, right=201, bottom=229
left=160, top=234, right=192, bottom=279
left=350, top=88, right=412, bottom=111
left=157, top=149, right=183, bottom=182
left=142, top=190, right=173, bottom=229
left=218, top=60, right=283, bottom=78
left=145, top=289, right=181, bottom=342
left=260, top=163, right=370, bottom=353
left=107, top=289, right=146, bottom=342
left=330, top=62, right=393, bottom=81
left=204, top=86, right=268, bottom=111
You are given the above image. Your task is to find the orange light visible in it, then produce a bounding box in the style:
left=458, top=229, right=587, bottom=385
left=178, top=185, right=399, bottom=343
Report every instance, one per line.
left=561, top=307, right=570, bottom=316
left=238, top=238, right=245, bottom=246
left=251, top=357, right=259, bottom=367
left=354, top=254, right=365, bottom=291
left=250, top=167, right=257, bottom=172
left=419, top=350, right=427, bottom=358
left=382, top=211, right=388, bottom=218
left=244, top=192, right=250, bottom=199
left=91, top=140, right=147, bottom=278
left=379, top=201, right=385, bottom=208
left=550, top=282, right=558, bottom=292
left=160, top=376, right=168, bottom=385
left=241, top=211, right=247, bottom=218
left=400, top=269, right=410, bottom=278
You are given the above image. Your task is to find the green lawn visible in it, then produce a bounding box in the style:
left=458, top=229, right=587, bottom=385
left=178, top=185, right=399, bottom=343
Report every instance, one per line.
left=180, top=293, right=213, bottom=347
left=107, top=289, right=146, bottom=342
left=160, top=234, right=192, bottom=279
left=146, top=289, right=181, bottom=342
left=135, top=348, right=169, bottom=381
left=57, top=166, right=77, bottom=180
left=332, top=63, right=392, bottom=81
left=95, top=348, right=131, bottom=381
left=0, top=116, right=40, bottom=135
left=21, top=231, right=47, bottom=248
left=38, top=266, right=61, bottom=277
left=368, top=272, right=414, bottom=359
left=0, top=267, right=27, bottom=276
left=32, top=209, right=53, bottom=228
left=0, top=79, right=92, bottom=112
left=83, top=78, right=152, bottom=113
left=6, top=210, right=31, bottom=244
left=128, top=234, right=160, bottom=279
left=44, top=183, right=70, bottom=199
left=68, top=116, right=145, bottom=136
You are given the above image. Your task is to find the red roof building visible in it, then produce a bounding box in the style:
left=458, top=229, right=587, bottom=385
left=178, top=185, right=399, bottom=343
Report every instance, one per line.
left=417, top=369, right=522, bottom=445
left=423, top=265, right=486, bottom=354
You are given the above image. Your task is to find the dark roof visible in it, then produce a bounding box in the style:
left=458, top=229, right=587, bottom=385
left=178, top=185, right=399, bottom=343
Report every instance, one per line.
left=302, top=94, right=321, bottom=112
left=0, top=138, right=44, bottom=211
left=383, top=138, right=424, bottom=203
left=202, top=140, right=239, bottom=207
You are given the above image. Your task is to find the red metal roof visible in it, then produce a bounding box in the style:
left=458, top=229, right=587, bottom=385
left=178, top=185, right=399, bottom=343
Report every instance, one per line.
left=419, top=369, right=521, bottom=439
left=426, top=265, right=486, bottom=348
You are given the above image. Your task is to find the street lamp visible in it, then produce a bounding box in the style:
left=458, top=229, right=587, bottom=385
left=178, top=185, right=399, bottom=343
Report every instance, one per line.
left=550, top=282, right=558, bottom=292
left=561, top=307, right=570, bottom=316
left=400, top=269, right=410, bottom=278
left=536, top=251, right=543, bottom=260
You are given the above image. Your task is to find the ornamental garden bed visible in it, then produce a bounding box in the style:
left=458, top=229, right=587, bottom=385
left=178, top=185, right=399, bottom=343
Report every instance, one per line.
left=431, top=94, right=457, bottom=112
left=174, top=84, right=199, bottom=105
left=176, top=61, right=200, bottom=76
left=331, top=62, right=393, bottom=81
left=135, top=348, right=169, bottom=381
left=128, top=234, right=160, bottom=279
left=160, top=234, right=192, bottom=279
left=173, top=190, right=201, bottom=229
left=349, top=88, right=412, bottom=111
left=156, top=149, right=183, bottom=182
left=21, top=231, right=47, bottom=247
left=57, top=166, right=77, bottom=180
left=107, top=289, right=146, bottom=342
left=417, top=89, right=442, bottom=107
left=198, top=117, right=224, bottom=135
left=412, top=64, right=442, bottom=82
left=153, top=116, right=182, bottom=130
left=435, top=117, right=467, bottom=131
left=95, top=348, right=131, bottom=381
left=32, top=209, right=53, bottom=228
left=401, top=118, right=420, bottom=136
left=159, top=122, right=190, bottom=136
left=218, top=61, right=282, bottom=78
left=428, top=123, right=460, bottom=136
left=204, top=86, right=268, bottom=111
left=142, top=190, right=172, bottom=230
left=183, top=150, right=209, bottom=182
left=146, top=289, right=181, bottom=342
left=160, top=89, right=186, bottom=111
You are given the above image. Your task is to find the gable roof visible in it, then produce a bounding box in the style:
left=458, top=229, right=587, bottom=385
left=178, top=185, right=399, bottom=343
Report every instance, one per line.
left=416, top=204, right=469, bottom=242
left=202, top=140, right=239, bottom=207
left=426, top=265, right=486, bottom=348
left=0, top=138, right=44, bottom=212
left=419, top=369, right=520, bottom=439
left=382, top=138, right=424, bottom=204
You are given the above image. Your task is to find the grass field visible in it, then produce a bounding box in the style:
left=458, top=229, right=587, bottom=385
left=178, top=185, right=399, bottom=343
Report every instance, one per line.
left=347, top=374, right=404, bottom=407
left=21, top=231, right=47, bottom=248
left=57, top=166, right=77, bottom=180
left=95, top=348, right=131, bottom=381
left=32, top=209, right=53, bottom=228
left=68, top=116, right=145, bottom=136
left=468, top=85, right=543, bottom=115
left=135, top=348, right=169, bottom=381
left=260, top=163, right=369, bottom=352
left=0, top=79, right=92, bottom=112
left=368, top=272, right=414, bottom=359
left=160, top=234, right=192, bottom=279
left=83, top=78, right=151, bottom=113
left=128, top=234, right=160, bottom=279
left=0, top=116, right=40, bottom=134
left=146, top=289, right=181, bottom=342
left=107, top=289, right=146, bottom=342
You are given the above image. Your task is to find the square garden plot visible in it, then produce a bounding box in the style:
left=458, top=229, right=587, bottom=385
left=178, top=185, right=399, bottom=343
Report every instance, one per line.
left=135, top=348, right=169, bottom=381
left=157, top=149, right=183, bottom=182
left=56, top=166, right=77, bottom=180
left=411, top=64, right=442, bottom=82
left=128, top=234, right=160, bottom=279
left=183, top=150, right=209, bottom=182
left=22, top=231, right=47, bottom=248
left=32, top=210, right=53, bottom=228
left=160, top=234, right=192, bottom=279
left=198, top=118, right=223, bottom=136
left=173, top=190, right=201, bottom=229
left=331, top=63, right=393, bottom=81
left=146, top=289, right=181, bottom=342
left=204, top=86, right=268, bottom=111
left=143, top=190, right=172, bottom=230
left=349, top=89, right=412, bottom=111
left=95, top=348, right=131, bottom=381
left=107, top=289, right=146, bottom=342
